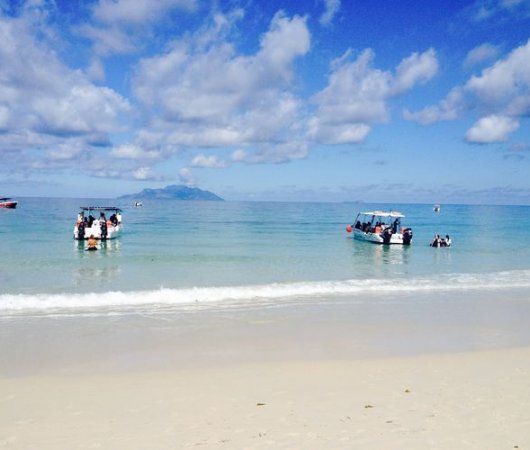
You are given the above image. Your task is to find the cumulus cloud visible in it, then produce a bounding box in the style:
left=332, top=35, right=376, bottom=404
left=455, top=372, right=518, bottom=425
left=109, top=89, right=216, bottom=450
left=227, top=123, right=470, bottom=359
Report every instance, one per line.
left=464, top=43, right=501, bottom=68
left=133, top=11, right=310, bottom=163
left=465, top=114, right=519, bottom=143
left=465, top=39, right=530, bottom=107
left=392, top=48, right=439, bottom=94
left=309, top=48, right=438, bottom=144
left=403, top=87, right=465, bottom=124
left=178, top=167, right=196, bottom=186
left=0, top=17, right=129, bottom=136
left=319, top=0, right=341, bottom=27
left=132, top=166, right=159, bottom=180
left=405, top=39, right=530, bottom=143
left=190, top=154, right=227, bottom=168
left=0, top=10, right=130, bottom=174
left=79, top=0, right=196, bottom=57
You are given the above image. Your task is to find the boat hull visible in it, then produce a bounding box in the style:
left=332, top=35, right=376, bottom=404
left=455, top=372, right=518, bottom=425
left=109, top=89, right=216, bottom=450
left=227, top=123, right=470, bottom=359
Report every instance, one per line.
left=353, top=229, right=408, bottom=245
left=0, top=201, right=17, bottom=209
left=73, top=223, right=122, bottom=240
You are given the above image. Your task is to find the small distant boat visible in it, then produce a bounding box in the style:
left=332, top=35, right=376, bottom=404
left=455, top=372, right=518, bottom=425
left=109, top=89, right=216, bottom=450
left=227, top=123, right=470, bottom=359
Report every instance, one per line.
left=134, top=201, right=143, bottom=207
left=74, top=206, right=123, bottom=240
left=346, top=210, right=413, bottom=245
left=433, top=204, right=441, bottom=213
left=0, top=197, right=17, bottom=209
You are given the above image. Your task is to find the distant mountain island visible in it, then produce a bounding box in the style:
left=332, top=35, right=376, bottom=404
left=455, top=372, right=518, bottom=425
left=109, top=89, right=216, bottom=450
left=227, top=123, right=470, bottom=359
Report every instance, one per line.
left=118, top=185, right=224, bottom=201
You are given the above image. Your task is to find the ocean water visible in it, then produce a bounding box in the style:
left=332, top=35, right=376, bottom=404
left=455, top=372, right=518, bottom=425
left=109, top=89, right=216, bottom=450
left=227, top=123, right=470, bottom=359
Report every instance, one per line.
left=1, top=197, right=530, bottom=316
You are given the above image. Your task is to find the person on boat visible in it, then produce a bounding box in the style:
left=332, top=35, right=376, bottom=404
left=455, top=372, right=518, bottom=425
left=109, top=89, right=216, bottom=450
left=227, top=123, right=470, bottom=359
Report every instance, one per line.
left=109, top=213, right=118, bottom=226
left=77, top=220, right=86, bottom=240
left=100, top=218, right=108, bottom=240
left=392, top=218, right=400, bottom=233
left=88, top=214, right=95, bottom=228
left=87, top=235, right=98, bottom=251
left=355, top=220, right=361, bottom=229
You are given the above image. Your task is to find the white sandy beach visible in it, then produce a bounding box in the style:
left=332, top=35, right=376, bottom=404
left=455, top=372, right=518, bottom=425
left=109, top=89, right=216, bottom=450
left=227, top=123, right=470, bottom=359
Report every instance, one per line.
left=1, top=347, right=529, bottom=449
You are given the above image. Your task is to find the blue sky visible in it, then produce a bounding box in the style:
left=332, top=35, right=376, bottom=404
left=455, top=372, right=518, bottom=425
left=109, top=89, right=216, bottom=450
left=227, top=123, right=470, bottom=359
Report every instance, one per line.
left=0, top=0, right=529, bottom=204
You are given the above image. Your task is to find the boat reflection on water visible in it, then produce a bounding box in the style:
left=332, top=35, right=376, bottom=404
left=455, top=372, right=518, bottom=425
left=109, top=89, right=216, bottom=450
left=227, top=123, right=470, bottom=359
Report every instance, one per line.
left=348, top=238, right=411, bottom=279
left=373, top=244, right=411, bottom=266
left=72, top=265, right=121, bottom=286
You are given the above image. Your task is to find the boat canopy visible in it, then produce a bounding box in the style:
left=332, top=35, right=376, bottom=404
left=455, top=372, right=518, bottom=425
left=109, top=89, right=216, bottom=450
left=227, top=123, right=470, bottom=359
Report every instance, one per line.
left=359, top=210, right=405, bottom=218
left=80, top=206, right=122, bottom=212
left=0, top=197, right=13, bottom=201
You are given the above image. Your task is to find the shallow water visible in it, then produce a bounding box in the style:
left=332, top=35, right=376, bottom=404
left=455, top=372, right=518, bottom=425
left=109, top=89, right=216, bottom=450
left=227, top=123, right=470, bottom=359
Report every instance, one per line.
left=1, top=198, right=530, bottom=315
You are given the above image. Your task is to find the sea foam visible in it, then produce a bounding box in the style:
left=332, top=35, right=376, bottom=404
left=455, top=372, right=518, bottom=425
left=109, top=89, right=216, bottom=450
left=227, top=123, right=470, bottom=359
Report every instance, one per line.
left=1, top=269, right=530, bottom=315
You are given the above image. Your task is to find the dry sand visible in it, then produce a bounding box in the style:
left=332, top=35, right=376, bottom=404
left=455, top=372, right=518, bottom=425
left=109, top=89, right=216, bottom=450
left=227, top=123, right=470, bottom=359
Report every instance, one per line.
left=1, top=347, right=529, bottom=449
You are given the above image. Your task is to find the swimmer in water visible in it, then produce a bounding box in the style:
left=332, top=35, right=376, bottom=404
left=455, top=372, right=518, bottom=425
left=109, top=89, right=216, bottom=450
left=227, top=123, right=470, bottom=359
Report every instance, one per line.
left=87, top=234, right=98, bottom=251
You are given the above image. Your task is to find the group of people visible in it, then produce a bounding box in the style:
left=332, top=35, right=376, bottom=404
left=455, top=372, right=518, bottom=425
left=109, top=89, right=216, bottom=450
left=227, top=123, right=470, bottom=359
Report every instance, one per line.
left=430, top=234, right=451, bottom=248
left=354, top=218, right=401, bottom=234
left=77, top=211, right=121, bottom=249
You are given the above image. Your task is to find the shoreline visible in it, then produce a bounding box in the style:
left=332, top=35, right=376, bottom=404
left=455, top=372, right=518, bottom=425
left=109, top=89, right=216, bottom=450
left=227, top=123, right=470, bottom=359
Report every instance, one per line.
left=2, top=287, right=530, bottom=448
left=1, top=347, right=529, bottom=449
left=3, top=288, right=530, bottom=377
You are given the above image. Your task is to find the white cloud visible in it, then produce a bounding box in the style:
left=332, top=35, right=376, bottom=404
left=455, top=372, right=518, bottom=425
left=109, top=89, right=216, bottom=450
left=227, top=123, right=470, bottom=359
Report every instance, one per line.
left=309, top=48, right=438, bottom=144
left=93, top=0, right=196, bottom=25
left=403, top=88, right=465, bottom=124
left=190, top=154, right=227, bottom=168
left=464, top=43, right=501, bottom=68
left=231, top=142, right=309, bottom=164
left=134, top=11, right=309, bottom=120
left=465, top=114, right=519, bottom=143
left=392, top=48, right=438, bottom=94
left=132, top=11, right=310, bottom=163
left=465, top=38, right=530, bottom=106
left=0, top=11, right=130, bottom=172
left=47, top=144, right=86, bottom=161
left=78, top=24, right=136, bottom=56
left=319, top=0, right=341, bottom=27
left=405, top=39, right=530, bottom=143
left=79, top=0, right=196, bottom=57
left=133, top=166, right=158, bottom=180
left=178, top=167, right=196, bottom=186
left=470, top=0, right=529, bottom=21
left=110, top=144, right=162, bottom=160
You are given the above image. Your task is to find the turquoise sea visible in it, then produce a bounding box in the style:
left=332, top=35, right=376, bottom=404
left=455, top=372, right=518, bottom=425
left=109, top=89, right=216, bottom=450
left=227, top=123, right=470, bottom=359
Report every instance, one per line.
left=1, top=198, right=530, bottom=316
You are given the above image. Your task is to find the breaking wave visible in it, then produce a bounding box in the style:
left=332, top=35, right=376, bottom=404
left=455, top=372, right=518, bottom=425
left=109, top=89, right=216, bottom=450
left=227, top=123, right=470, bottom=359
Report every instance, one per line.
left=2, top=269, right=530, bottom=315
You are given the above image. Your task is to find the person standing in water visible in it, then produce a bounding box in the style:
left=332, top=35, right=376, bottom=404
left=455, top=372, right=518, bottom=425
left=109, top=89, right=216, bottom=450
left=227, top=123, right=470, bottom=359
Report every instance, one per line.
left=87, top=235, right=98, bottom=251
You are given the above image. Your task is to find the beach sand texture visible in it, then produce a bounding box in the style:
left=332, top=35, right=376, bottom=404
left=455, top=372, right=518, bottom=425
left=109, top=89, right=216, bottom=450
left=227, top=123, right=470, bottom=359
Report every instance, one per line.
left=1, top=347, right=529, bottom=449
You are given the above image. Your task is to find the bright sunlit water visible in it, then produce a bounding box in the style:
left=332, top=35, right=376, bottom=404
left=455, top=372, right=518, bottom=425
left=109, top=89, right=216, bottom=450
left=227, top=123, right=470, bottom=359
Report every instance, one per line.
left=1, top=198, right=530, bottom=314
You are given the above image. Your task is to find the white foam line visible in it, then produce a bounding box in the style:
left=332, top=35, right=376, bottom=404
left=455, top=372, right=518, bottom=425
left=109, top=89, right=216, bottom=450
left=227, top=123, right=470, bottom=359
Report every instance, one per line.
left=2, top=270, right=530, bottom=313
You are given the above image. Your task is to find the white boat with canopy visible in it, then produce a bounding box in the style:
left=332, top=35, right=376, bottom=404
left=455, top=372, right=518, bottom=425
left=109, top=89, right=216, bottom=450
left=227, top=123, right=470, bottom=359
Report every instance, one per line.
left=346, top=210, right=413, bottom=245
left=73, top=206, right=122, bottom=240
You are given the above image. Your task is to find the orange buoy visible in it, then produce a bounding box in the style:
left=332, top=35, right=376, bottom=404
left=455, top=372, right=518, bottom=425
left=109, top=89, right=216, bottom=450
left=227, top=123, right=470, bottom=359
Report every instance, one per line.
left=346, top=224, right=353, bottom=233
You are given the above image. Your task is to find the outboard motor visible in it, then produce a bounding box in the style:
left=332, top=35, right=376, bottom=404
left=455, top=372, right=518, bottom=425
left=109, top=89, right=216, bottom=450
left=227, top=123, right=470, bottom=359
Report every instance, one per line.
left=382, top=228, right=393, bottom=244
left=402, top=228, right=413, bottom=245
